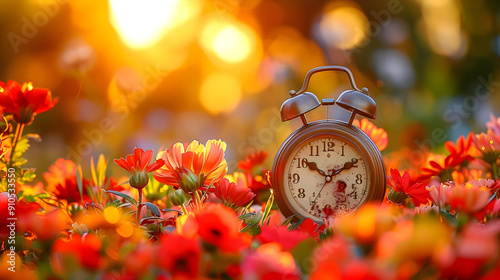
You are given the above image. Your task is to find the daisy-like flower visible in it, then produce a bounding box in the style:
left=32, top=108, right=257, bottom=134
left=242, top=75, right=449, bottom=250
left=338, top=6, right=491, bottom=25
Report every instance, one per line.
left=237, top=151, right=271, bottom=193
left=442, top=180, right=492, bottom=214
left=353, top=119, right=388, bottom=151
left=387, top=169, right=431, bottom=206
left=472, top=131, right=500, bottom=160
left=154, top=140, right=228, bottom=193
left=0, top=81, right=58, bottom=124
left=214, top=177, right=255, bottom=208
left=114, top=147, right=165, bottom=190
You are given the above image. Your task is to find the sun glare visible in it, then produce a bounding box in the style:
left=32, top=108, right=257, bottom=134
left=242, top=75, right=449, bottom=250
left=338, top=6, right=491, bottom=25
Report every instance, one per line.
left=109, top=0, right=180, bottom=49
left=199, top=72, right=242, bottom=114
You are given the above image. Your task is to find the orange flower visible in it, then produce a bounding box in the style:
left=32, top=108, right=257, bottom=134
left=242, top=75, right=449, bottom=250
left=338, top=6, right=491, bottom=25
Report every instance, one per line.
left=158, top=234, right=200, bottom=279
left=420, top=153, right=462, bottom=181
left=195, top=204, right=250, bottom=252
left=353, top=119, right=388, bottom=151
left=0, top=80, right=58, bottom=124
left=387, top=169, right=431, bottom=206
left=114, top=147, right=164, bottom=190
left=214, top=178, right=255, bottom=208
left=154, top=140, right=228, bottom=193
left=443, top=180, right=492, bottom=214
left=444, top=132, right=475, bottom=166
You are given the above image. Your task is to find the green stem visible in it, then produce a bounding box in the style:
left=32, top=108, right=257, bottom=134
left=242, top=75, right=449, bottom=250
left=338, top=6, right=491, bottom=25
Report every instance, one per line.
left=492, top=161, right=499, bottom=180
left=180, top=204, right=189, bottom=215
left=194, top=190, right=202, bottom=210
left=8, top=123, right=24, bottom=167
left=136, top=188, right=143, bottom=226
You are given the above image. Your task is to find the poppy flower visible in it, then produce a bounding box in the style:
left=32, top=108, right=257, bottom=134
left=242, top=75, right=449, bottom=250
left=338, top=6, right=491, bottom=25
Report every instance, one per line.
left=158, top=234, right=200, bottom=279
left=256, top=226, right=308, bottom=250
left=52, top=234, right=102, bottom=271
left=114, top=147, right=165, bottom=190
left=214, top=178, right=255, bottom=208
left=154, top=140, right=228, bottom=193
left=0, top=80, right=58, bottom=124
left=353, top=119, right=388, bottom=151
left=387, top=169, right=431, bottom=206
left=195, top=204, right=250, bottom=252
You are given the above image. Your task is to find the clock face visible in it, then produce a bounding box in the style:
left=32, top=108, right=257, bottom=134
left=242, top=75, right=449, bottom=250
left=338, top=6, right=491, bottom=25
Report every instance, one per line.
left=283, top=136, right=370, bottom=220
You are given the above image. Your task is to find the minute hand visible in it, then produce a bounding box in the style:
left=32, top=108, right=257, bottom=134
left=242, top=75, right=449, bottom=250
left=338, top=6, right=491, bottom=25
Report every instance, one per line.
left=331, top=159, right=358, bottom=176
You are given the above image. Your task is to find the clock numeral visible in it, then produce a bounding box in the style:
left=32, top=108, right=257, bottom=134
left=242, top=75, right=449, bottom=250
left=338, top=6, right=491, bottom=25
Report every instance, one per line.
left=292, top=173, right=300, bottom=184
left=356, top=174, right=363, bottom=184
left=310, top=146, right=319, bottom=156
left=296, top=158, right=308, bottom=168
left=298, top=188, right=306, bottom=198
left=349, top=185, right=358, bottom=199
left=340, top=145, right=345, bottom=156
left=323, top=141, right=335, bottom=152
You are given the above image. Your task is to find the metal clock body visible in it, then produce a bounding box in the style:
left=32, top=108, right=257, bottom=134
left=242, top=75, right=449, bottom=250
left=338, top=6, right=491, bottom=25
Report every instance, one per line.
left=272, top=66, right=386, bottom=223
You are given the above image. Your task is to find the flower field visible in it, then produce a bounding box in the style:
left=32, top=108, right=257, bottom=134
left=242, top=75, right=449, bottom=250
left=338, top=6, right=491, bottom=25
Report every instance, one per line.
left=1, top=81, right=500, bottom=280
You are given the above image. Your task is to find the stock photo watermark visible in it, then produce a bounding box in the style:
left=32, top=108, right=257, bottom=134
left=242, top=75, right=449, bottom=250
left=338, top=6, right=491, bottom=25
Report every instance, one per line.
left=5, top=168, right=17, bottom=273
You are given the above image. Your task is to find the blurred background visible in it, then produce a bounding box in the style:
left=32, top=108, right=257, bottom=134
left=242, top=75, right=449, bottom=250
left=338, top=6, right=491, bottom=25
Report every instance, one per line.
left=1, top=0, right=499, bottom=176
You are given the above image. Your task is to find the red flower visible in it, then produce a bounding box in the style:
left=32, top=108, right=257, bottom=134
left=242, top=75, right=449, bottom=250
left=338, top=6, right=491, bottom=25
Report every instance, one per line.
left=195, top=204, right=251, bottom=252
left=44, top=159, right=91, bottom=204
left=0, top=192, right=16, bottom=241
left=52, top=234, right=102, bottom=270
left=158, top=234, right=200, bottom=279
left=420, top=154, right=463, bottom=181
left=241, top=243, right=300, bottom=280
left=114, top=147, right=164, bottom=190
left=214, top=178, right=255, bottom=208
left=256, top=226, right=308, bottom=250
left=237, top=151, right=271, bottom=192
left=296, top=218, right=325, bottom=241
left=444, top=132, right=475, bottom=166
left=387, top=169, right=431, bottom=206
left=0, top=80, right=58, bottom=124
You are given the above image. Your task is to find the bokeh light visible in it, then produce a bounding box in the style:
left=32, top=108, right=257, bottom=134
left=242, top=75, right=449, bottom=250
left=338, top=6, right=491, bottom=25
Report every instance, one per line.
left=200, top=20, right=258, bottom=64
left=199, top=72, right=242, bottom=115
left=315, top=3, right=368, bottom=50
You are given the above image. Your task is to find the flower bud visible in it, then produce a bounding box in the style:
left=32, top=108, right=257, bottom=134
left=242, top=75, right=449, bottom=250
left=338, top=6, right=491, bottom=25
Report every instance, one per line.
left=129, top=171, right=149, bottom=190
left=176, top=167, right=205, bottom=193
left=387, top=189, right=407, bottom=205
left=169, top=189, right=188, bottom=206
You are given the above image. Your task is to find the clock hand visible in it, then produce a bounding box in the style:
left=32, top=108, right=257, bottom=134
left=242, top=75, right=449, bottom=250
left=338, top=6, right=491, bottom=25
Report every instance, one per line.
left=306, top=161, right=327, bottom=177
left=330, top=158, right=358, bottom=176
left=310, top=173, right=333, bottom=210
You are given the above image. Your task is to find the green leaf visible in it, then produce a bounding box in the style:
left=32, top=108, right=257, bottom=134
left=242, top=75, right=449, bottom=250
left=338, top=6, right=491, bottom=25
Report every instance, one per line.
left=143, top=202, right=161, bottom=217
left=238, top=213, right=255, bottom=220
left=280, top=215, right=296, bottom=227
left=261, top=192, right=274, bottom=227
left=289, top=218, right=306, bottom=231
left=291, top=238, right=319, bottom=274
left=107, top=190, right=138, bottom=206
left=140, top=217, right=166, bottom=224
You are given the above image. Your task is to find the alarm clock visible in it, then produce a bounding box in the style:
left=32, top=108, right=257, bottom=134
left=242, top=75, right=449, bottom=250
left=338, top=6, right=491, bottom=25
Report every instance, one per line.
left=271, top=66, right=386, bottom=223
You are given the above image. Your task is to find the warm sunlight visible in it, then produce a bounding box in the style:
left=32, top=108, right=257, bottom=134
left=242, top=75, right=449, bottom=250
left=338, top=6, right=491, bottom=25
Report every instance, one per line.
left=108, top=0, right=179, bottom=48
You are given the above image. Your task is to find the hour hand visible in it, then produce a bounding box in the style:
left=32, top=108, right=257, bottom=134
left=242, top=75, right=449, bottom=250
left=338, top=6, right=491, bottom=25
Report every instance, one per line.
left=306, top=161, right=327, bottom=177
